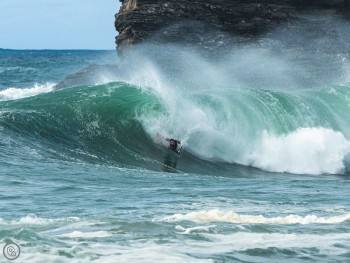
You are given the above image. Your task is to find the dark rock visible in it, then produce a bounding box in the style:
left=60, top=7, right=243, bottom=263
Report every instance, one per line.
left=115, top=0, right=350, bottom=52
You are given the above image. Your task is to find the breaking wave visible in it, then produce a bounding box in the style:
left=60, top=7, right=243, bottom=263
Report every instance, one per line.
left=0, top=80, right=349, bottom=175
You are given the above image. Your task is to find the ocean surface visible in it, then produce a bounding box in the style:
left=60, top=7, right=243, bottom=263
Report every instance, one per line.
left=1, top=48, right=350, bottom=262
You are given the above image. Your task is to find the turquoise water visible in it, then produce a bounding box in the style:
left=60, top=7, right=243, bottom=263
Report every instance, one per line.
left=1, top=49, right=350, bottom=262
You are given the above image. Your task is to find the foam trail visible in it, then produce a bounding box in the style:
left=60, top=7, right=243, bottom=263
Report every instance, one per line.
left=248, top=128, right=350, bottom=175
left=162, top=209, right=350, bottom=224
left=57, top=231, right=112, bottom=238
left=0, top=83, right=55, bottom=101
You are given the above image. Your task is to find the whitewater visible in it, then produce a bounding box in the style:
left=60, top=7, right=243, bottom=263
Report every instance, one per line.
left=1, top=25, right=350, bottom=262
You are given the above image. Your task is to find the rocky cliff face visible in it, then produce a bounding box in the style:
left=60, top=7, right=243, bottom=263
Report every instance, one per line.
left=115, top=0, right=350, bottom=51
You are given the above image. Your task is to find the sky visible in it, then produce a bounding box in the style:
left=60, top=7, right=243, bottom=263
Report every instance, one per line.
left=0, top=0, right=121, bottom=49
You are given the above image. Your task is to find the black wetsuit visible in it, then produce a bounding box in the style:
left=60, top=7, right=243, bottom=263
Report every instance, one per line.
left=169, top=139, right=181, bottom=153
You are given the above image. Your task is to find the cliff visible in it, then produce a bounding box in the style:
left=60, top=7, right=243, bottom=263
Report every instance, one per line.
left=115, top=0, right=350, bottom=51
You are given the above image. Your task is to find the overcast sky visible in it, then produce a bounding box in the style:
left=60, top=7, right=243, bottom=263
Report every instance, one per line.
left=0, top=0, right=121, bottom=49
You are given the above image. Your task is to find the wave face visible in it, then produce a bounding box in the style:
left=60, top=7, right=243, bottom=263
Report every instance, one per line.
left=1, top=80, right=350, bottom=175
left=0, top=82, right=163, bottom=170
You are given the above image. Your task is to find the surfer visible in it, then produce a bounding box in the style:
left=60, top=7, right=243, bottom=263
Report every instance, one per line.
left=166, top=137, right=182, bottom=154
left=156, top=133, right=182, bottom=154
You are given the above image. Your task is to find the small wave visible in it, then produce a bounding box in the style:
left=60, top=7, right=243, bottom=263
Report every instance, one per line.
left=0, top=83, right=55, bottom=101
left=161, top=209, right=350, bottom=224
left=175, top=225, right=215, bottom=234
left=0, top=66, right=37, bottom=74
left=0, top=214, right=80, bottom=225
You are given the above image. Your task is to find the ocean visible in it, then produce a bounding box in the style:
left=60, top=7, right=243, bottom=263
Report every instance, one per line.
left=0, top=48, right=350, bottom=262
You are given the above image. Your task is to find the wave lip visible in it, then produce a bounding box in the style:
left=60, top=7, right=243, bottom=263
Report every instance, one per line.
left=0, top=82, right=55, bottom=101
left=161, top=209, right=350, bottom=225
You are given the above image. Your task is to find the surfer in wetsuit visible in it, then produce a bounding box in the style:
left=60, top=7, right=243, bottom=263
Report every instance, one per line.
left=156, top=133, right=182, bottom=154
left=166, top=137, right=181, bottom=154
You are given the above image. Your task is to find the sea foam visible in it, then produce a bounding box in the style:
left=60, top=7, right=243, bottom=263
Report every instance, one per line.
left=57, top=230, right=112, bottom=238
left=161, top=209, right=350, bottom=224
left=0, top=83, right=55, bottom=101
left=248, top=127, right=350, bottom=175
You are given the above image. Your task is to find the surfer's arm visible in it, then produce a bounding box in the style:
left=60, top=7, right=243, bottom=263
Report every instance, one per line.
left=156, top=133, right=167, bottom=140
left=156, top=133, right=170, bottom=147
